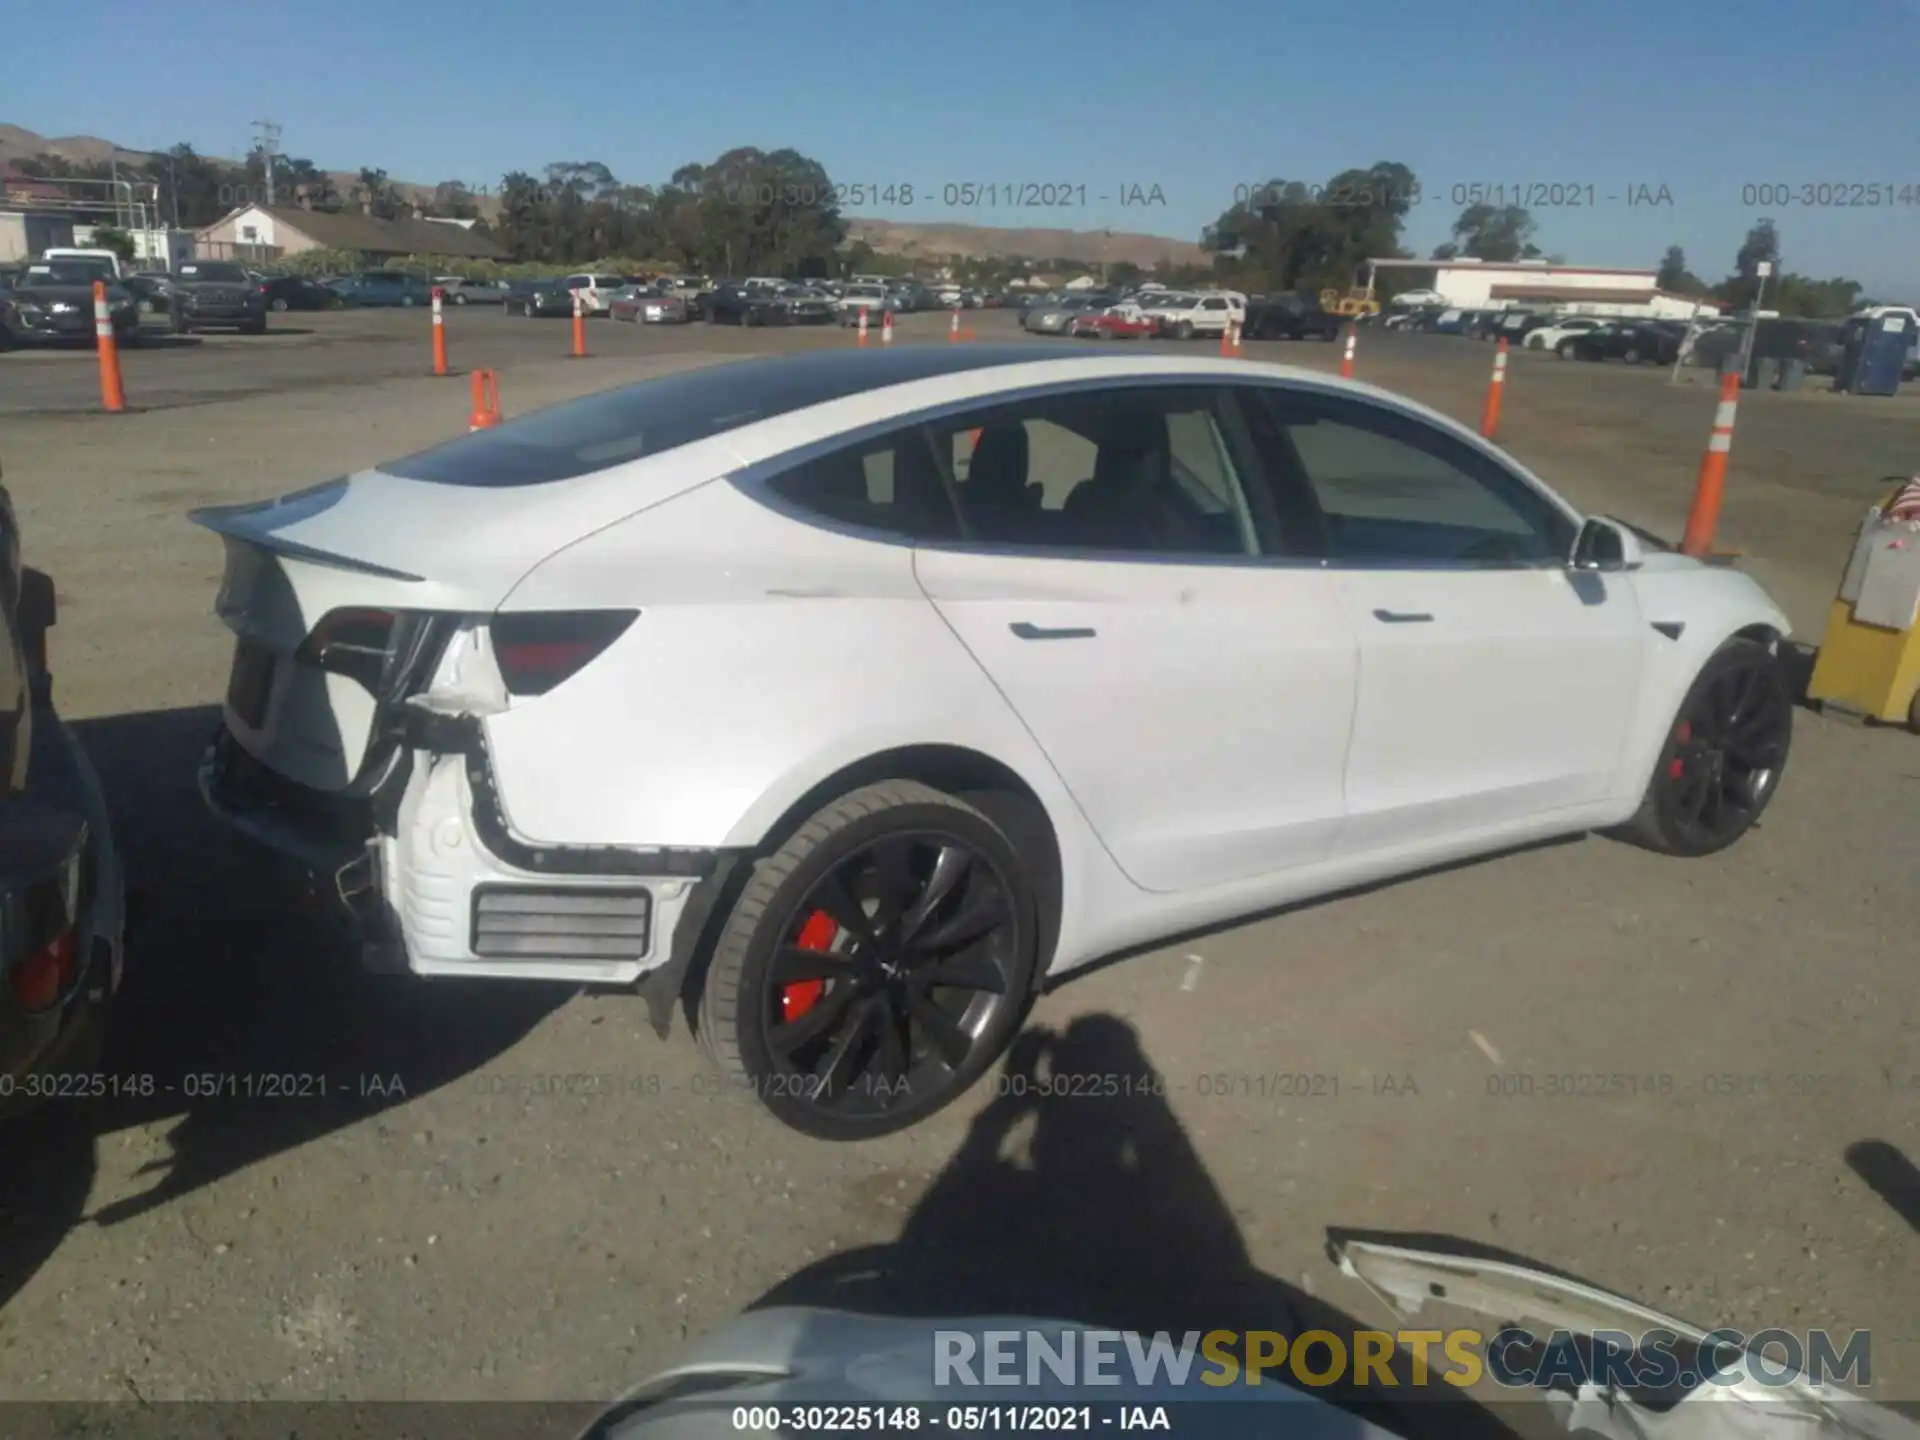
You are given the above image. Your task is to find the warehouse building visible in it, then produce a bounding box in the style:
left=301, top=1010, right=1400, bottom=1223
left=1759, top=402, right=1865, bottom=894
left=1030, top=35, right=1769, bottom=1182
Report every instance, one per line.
left=1366, top=258, right=1718, bottom=319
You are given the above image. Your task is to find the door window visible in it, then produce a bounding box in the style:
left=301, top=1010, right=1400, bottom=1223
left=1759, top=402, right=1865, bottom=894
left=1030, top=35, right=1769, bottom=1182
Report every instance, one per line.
left=925, top=386, right=1258, bottom=556
left=1237, top=389, right=1576, bottom=567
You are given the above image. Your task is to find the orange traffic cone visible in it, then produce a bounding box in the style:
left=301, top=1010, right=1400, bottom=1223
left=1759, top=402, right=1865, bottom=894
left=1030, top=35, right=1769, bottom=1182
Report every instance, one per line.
left=94, top=281, right=127, bottom=413
left=431, top=286, right=449, bottom=376
left=469, top=369, right=502, bottom=430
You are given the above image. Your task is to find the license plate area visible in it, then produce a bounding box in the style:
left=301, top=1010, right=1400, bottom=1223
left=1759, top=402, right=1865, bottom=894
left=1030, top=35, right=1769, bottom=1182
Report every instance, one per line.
left=227, top=640, right=277, bottom=728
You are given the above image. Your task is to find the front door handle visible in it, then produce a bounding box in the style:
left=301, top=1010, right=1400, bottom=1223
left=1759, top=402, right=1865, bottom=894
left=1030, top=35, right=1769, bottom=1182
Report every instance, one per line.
left=1009, top=622, right=1097, bottom=641
left=1372, top=609, right=1433, bottom=624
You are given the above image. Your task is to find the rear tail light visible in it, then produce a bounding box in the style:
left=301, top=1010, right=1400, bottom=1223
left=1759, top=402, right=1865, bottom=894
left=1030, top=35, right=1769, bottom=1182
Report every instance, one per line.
left=12, top=929, right=77, bottom=1011
left=1, top=801, right=86, bottom=1015
left=491, top=610, right=637, bottom=696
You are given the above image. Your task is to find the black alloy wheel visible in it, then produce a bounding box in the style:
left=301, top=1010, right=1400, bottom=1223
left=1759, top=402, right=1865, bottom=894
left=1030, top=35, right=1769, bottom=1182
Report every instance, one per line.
left=701, top=781, right=1040, bottom=1139
left=1615, top=639, right=1792, bottom=856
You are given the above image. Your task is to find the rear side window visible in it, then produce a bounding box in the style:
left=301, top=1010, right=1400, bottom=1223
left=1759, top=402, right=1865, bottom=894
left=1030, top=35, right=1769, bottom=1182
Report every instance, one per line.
left=763, top=431, right=961, bottom=541
left=922, top=385, right=1258, bottom=556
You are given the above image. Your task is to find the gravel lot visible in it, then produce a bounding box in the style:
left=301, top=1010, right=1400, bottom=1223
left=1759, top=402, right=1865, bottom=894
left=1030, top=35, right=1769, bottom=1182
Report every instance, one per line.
left=0, top=308, right=1915, bottom=1432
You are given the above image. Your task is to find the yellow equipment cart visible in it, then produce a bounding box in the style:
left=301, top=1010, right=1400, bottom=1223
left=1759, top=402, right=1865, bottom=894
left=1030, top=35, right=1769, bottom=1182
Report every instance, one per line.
left=1806, top=477, right=1920, bottom=732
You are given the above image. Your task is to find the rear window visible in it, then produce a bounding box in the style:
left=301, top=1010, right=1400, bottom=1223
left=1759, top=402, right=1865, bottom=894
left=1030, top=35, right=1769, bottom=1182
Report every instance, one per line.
left=379, top=348, right=1045, bottom=487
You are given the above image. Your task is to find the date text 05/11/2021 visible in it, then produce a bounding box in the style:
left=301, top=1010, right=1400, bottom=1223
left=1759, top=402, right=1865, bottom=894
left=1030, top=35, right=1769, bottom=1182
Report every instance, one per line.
left=0, top=1071, right=407, bottom=1101
left=1233, top=181, right=1675, bottom=209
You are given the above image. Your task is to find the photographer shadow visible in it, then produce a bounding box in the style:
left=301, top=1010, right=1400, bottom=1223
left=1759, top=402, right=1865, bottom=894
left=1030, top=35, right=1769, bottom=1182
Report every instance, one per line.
left=751, top=1014, right=1518, bottom=1439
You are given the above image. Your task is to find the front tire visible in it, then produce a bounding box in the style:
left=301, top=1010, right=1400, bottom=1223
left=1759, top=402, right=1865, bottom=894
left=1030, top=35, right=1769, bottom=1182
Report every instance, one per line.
left=1612, top=638, right=1792, bottom=857
left=699, top=780, right=1041, bottom=1140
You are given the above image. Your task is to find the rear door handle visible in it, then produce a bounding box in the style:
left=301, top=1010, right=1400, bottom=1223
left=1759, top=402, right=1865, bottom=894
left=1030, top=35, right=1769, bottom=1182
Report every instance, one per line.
left=1372, top=609, right=1433, bottom=624
left=1009, top=622, right=1097, bottom=641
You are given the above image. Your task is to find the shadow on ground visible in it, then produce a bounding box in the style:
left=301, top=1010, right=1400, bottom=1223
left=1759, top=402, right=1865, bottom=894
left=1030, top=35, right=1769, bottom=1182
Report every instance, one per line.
left=751, top=1015, right=1520, bottom=1439
left=1846, top=1139, right=1920, bottom=1235
left=0, top=704, right=568, bottom=1312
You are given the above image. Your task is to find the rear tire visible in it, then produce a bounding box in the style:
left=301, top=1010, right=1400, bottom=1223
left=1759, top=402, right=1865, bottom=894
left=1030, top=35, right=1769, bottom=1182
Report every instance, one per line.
left=699, top=780, right=1042, bottom=1140
left=1174, top=320, right=1193, bottom=340
left=1611, top=638, right=1792, bottom=857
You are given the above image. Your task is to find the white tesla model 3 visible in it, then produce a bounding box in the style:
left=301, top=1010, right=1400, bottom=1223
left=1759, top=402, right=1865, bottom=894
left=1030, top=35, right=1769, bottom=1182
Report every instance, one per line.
left=194, top=346, right=1793, bottom=1139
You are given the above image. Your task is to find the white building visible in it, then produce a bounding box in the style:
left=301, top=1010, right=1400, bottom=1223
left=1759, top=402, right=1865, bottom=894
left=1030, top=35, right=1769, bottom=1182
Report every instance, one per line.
left=76, top=223, right=196, bottom=269
left=1367, top=258, right=1718, bottom=319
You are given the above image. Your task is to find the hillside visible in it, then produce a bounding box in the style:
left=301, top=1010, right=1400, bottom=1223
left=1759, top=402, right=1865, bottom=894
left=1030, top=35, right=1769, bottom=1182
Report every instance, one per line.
left=845, top=217, right=1203, bottom=267
left=0, top=124, right=1205, bottom=265
left=0, top=124, right=442, bottom=214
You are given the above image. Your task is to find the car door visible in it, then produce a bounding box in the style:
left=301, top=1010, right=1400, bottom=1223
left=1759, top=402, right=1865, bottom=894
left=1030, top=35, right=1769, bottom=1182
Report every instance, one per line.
left=1239, top=386, right=1646, bottom=858
left=910, top=382, right=1360, bottom=894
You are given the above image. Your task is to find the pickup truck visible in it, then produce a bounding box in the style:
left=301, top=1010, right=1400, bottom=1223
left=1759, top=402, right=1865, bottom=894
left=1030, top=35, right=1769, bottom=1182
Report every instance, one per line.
left=1243, top=294, right=1342, bottom=342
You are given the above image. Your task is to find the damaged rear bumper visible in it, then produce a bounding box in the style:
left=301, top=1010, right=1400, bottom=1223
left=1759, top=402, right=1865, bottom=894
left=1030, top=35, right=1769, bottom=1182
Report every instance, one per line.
left=198, top=707, right=741, bottom=1021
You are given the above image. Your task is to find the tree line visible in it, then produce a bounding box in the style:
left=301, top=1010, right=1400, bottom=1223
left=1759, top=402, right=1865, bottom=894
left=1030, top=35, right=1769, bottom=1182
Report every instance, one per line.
left=1201, top=168, right=1879, bottom=317
left=7, top=145, right=1886, bottom=314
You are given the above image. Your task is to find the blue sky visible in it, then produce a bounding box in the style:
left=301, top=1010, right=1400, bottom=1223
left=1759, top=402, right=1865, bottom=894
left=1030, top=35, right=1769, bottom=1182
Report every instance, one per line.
left=6, top=0, right=1918, bottom=294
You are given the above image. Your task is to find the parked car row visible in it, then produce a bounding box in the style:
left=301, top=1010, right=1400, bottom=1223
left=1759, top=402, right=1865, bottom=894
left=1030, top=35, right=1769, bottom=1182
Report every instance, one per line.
left=1017, top=287, right=1254, bottom=341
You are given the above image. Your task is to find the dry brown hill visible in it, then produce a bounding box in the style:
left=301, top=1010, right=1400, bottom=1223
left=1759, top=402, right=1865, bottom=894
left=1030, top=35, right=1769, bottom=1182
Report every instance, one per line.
left=1, top=124, right=1203, bottom=263
left=846, top=217, right=1202, bottom=266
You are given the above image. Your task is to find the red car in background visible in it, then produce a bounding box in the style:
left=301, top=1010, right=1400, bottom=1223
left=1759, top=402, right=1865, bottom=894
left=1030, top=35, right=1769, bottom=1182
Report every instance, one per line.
left=1068, top=305, right=1155, bottom=340
left=609, top=286, right=693, bottom=324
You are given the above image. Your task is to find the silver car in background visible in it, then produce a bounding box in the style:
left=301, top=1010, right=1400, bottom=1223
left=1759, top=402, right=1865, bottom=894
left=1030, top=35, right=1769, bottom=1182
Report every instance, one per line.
left=835, top=282, right=898, bottom=327
left=1022, top=294, right=1101, bottom=334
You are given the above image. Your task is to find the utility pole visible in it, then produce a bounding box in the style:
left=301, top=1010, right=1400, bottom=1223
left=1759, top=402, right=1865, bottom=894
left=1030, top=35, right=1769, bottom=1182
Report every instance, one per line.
left=251, top=119, right=283, bottom=206
left=1735, top=259, right=1773, bottom=386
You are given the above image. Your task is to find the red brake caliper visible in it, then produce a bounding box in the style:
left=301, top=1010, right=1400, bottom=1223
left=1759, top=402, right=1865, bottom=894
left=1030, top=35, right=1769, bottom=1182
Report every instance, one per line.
left=1668, top=720, right=1692, bottom=781
left=781, top=909, right=836, bottom=1022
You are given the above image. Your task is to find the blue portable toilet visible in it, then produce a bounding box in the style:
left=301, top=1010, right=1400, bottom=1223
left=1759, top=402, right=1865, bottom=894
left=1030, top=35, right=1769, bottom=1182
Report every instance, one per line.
left=1840, top=311, right=1912, bottom=395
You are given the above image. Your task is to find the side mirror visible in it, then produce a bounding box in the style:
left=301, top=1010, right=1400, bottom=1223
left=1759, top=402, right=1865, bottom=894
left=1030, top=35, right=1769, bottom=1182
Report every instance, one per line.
left=1571, top=516, right=1644, bottom=572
